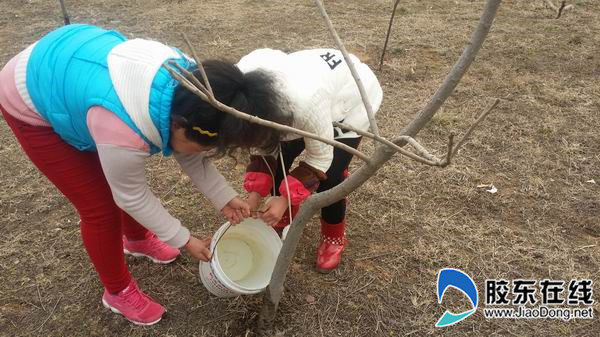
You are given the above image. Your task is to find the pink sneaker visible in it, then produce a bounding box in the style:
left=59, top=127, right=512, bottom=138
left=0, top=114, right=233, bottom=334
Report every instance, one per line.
left=123, top=232, right=180, bottom=264
left=102, top=280, right=165, bottom=325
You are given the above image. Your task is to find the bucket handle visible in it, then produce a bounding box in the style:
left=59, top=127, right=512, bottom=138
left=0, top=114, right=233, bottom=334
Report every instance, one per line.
left=277, top=146, right=294, bottom=232
left=258, top=145, right=294, bottom=243
left=210, top=222, right=232, bottom=262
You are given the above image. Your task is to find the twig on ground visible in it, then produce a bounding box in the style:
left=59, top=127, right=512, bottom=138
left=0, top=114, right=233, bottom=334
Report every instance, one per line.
left=36, top=282, right=47, bottom=312
left=355, top=251, right=399, bottom=261
left=1, top=294, right=40, bottom=310
left=161, top=175, right=185, bottom=199
left=556, top=0, right=567, bottom=19
left=38, top=296, right=62, bottom=332
left=177, top=261, right=196, bottom=276
left=332, top=291, right=340, bottom=323
left=348, top=277, right=376, bottom=296
left=543, top=0, right=573, bottom=18
left=204, top=312, right=237, bottom=325
left=318, top=312, right=325, bottom=337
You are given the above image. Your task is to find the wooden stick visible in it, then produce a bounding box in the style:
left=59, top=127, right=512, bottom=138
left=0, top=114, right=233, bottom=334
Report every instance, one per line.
left=395, top=135, right=438, bottom=161
left=182, top=33, right=214, bottom=96
left=333, top=121, right=445, bottom=166
left=169, top=61, right=210, bottom=97
left=379, top=0, right=401, bottom=71
left=543, top=0, right=573, bottom=18
left=315, top=0, right=380, bottom=137
left=36, top=283, right=47, bottom=312
left=451, top=98, right=499, bottom=158
left=38, top=296, right=62, bottom=332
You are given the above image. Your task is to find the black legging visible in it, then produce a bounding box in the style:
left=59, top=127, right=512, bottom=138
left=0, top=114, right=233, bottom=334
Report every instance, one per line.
left=274, top=137, right=361, bottom=224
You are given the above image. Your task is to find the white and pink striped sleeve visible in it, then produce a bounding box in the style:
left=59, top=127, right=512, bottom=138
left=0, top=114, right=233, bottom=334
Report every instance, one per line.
left=87, top=107, right=191, bottom=248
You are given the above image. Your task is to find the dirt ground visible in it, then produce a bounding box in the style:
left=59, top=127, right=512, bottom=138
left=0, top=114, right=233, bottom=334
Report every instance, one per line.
left=0, top=0, right=599, bottom=336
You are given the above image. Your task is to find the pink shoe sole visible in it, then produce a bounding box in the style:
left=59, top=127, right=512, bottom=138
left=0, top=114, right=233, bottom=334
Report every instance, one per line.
left=101, top=298, right=162, bottom=326
left=123, top=249, right=177, bottom=264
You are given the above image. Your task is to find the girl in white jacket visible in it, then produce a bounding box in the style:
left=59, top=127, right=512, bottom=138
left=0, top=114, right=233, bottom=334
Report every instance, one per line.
left=238, top=48, right=383, bottom=273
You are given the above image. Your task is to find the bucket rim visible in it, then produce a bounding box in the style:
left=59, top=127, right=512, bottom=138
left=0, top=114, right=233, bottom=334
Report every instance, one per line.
left=209, top=219, right=282, bottom=293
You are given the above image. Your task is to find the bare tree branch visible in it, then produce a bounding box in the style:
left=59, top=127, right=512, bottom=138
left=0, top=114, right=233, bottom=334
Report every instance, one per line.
left=58, top=0, right=70, bottom=25
left=315, top=0, right=380, bottom=137
left=170, top=61, right=211, bottom=97
left=337, top=97, right=499, bottom=167
left=396, top=99, right=499, bottom=164
left=259, top=1, right=503, bottom=333
left=333, top=121, right=446, bottom=166
left=172, top=44, right=497, bottom=170
left=444, top=134, right=454, bottom=166
left=450, top=98, right=499, bottom=158
left=395, top=136, right=438, bottom=161
left=163, top=62, right=372, bottom=163
left=182, top=33, right=214, bottom=96
left=400, top=0, right=501, bottom=140
left=379, top=0, right=401, bottom=71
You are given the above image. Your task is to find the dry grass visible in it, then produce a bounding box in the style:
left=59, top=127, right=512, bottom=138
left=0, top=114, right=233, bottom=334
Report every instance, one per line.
left=0, top=0, right=599, bottom=336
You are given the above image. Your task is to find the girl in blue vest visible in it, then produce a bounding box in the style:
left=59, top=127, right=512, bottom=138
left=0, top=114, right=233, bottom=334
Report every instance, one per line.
left=0, top=24, right=289, bottom=325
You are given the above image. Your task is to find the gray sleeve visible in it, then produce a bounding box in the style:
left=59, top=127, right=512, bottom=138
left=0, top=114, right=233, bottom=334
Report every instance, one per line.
left=96, top=144, right=190, bottom=248
left=173, top=152, right=238, bottom=211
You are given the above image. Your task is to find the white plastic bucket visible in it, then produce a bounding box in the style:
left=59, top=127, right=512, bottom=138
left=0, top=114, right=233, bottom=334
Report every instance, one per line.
left=199, top=218, right=283, bottom=297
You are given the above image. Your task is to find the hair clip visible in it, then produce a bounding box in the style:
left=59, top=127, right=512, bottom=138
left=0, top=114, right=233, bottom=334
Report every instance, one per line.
left=192, top=126, right=218, bottom=137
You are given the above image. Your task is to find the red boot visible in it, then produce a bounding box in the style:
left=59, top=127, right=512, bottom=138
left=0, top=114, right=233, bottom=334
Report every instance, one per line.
left=316, top=218, right=347, bottom=273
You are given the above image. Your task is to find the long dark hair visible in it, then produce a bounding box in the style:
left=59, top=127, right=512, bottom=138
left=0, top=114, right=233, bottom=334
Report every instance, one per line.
left=170, top=60, right=290, bottom=156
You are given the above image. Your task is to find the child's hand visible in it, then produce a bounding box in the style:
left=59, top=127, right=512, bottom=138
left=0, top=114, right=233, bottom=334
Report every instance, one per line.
left=184, top=236, right=212, bottom=261
left=221, top=196, right=250, bottom=225
left=260, top=196, right=288, bottom=226
left=246, top=192, right=263, bottom=216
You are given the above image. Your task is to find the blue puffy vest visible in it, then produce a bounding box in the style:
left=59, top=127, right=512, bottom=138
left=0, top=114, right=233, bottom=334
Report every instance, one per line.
left=25, top=24, right=192, bottom=155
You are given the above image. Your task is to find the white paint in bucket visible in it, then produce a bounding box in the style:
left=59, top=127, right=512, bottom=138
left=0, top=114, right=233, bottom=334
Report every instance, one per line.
left=199, top=218, right=282, bottom=297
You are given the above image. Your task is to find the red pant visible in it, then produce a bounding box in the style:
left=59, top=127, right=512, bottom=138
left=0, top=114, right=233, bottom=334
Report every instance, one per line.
left=1, top=106, right=148, bottom=293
